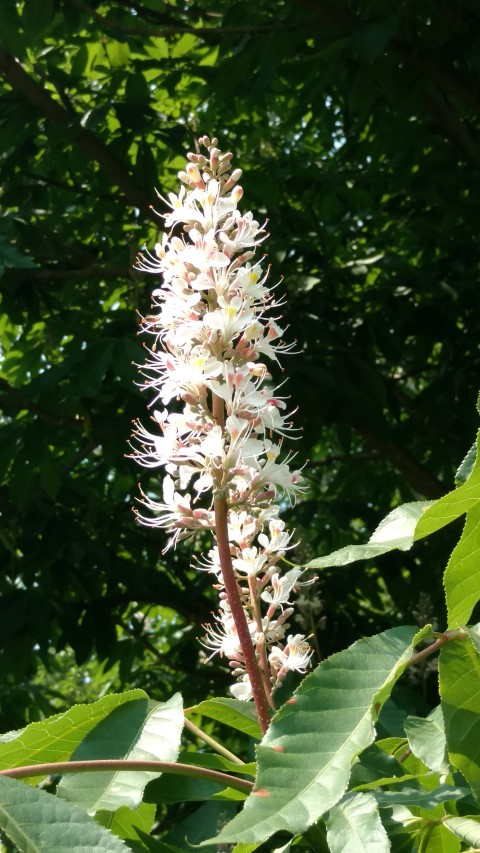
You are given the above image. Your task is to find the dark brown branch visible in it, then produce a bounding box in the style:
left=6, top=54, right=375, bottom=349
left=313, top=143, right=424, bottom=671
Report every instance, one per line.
left=0, top=377, right=84, bottom=426
left=295, top=0, right=480, bottom=110
left=6, top=264, right=132, bottom=281
left=356, top=425, right=444, bottom=499
left=425, top=86, right=480, bottom=169
left=64, top=0, right=311, bottom=39
left=0, top=45, right=156, bottom=220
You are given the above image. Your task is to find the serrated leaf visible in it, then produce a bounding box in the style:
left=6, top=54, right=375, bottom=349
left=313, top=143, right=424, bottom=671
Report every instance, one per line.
left=208, top=626, right=429, bottom=845
left=439, top=633, right=480, bottom=801
left=57, top=693, right=184, bottom=814
left=306, top=502, right=433, bottom=569
left=326, top=792, right=390, bottom=853
left=188, top=698, right=262, bottom=739
left=444, top=502, right=480, bottom=628
left=415, top=431, right=480, bottom=539
left=0, top=690, right=146, bottom=774
left=455, top=442, right=477, bottom=485
left=404, top=706, right=448, bottom=774
left=0, top=775, right=128, bottom=852
left=443, top=815, right=480, bottom=846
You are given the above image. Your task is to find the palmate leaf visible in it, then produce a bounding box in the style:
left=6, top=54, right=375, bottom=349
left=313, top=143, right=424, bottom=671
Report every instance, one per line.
left=0, top=690, right=147, bottom=774
left=326, top=792, right=390, bottom=853
left=0, top=775, right=128, bottom=852
left=207, top=625, right=430, bottom=845
left=439, top=632, right=480, bottom=802
left=57, top=693, right=184, bottom=814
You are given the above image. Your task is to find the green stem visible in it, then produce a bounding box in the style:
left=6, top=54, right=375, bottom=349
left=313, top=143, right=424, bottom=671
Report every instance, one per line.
left=0, top=760, right=253, bottom=793
left=183, top=715, right=245, bottom=765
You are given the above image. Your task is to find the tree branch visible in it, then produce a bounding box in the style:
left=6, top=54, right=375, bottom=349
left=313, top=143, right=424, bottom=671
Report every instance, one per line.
left=0, top=44, right=156, bottom=219
left=425, top=86, right=480, bottom=169
left=6, top=264, right=132, bottom=281
left=64, top=0, right=309, bottom=39
left=355, top=425, right=445, bottom=499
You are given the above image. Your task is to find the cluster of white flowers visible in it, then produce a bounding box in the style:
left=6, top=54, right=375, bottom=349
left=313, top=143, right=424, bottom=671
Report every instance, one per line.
left=132, top=136, right=314, bottom=701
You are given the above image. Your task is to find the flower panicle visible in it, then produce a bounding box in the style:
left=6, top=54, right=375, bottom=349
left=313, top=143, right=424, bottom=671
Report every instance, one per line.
left=132, top=135, right=315, bottom=700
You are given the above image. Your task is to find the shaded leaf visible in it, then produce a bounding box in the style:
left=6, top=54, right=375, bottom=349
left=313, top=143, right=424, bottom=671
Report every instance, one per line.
left=0, top=775, right=127, bottom=852
left=96, top=801, right=156, bottom=841
left=188, top=698, right=262, bottom=739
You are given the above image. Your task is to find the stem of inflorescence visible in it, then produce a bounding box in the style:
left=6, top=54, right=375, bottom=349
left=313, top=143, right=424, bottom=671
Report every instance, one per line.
left=212, top=391, right=273, bottom=735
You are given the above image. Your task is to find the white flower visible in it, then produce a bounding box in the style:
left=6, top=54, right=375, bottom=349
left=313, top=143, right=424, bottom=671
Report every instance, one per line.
left=132, top=135, right=314, bottom=698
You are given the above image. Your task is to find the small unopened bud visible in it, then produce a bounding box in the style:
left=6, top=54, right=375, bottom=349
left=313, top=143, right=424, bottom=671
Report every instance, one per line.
left=210, top=147, right=220, bottom=171
left=224, top=168, right=242, bottom=191
left=232, top=185, right=243, bottom=203
left=178, top=170, right=190, bottom=184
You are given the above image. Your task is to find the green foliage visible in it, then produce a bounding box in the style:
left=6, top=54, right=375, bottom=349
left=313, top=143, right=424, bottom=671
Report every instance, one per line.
left=210, top=626, right=429, bottom=844
left=0, top=776, right=128, bottom=852
left=0, top=0, right=479, bottom=850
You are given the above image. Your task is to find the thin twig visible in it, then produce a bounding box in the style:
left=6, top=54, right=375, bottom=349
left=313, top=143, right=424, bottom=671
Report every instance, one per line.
left=183, top=716, right=245, bottom=765
left=0, top=759, right=253, bottom=793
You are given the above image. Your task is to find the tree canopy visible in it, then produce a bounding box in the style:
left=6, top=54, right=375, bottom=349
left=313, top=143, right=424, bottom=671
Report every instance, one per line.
left=1, top=0, right=479, bottom=730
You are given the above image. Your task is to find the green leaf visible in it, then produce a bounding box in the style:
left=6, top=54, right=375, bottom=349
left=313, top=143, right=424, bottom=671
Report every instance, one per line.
left=444, top=502, right=480, bottom=628
left=421, top=823, right=461, bottom=852
left=372, top=783, right=468, bottom=808
left=404, top=706, right=449, bottom=774
left=0, top=690, right=147, bottom=773
left=0, top=775, right=128, bottom=852
left=439, top=632, right=480, bottom=801
left=306, top=502, right=433, bottom=569
left=145, top=751, right=255, bottom=804
left=22, top=0, right=54, bottom=37
left=455, top=442, right=477, bottom=485
left=96, top=801, right=156, bottom=841
left=188, top=698, right=262, bottom=739
left=467, top=623, right=480, bottom=654
left=208, top=626, right=430, bottom=845
left=326, top=792, right=390, bottom=853
left=443, top=815, right=480, bottom=847
left=57, top=693, right=184, bottom=814
left=415, top=432, right=480, bottom=539
left=105, top=41, right=130, bottom=68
